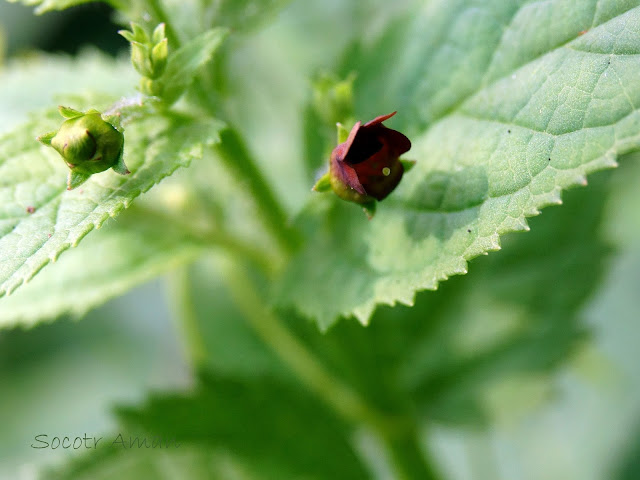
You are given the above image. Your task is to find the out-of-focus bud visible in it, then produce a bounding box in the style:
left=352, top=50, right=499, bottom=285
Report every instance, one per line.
left=38, top=106, right=128, bottom=190
left=312, top=72, right=356, bottom=127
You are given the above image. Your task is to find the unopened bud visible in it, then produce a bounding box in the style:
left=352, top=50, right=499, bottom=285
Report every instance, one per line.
left=119, top=22, right=169, bottom=83
left=38, top=107, right=129, bottom=190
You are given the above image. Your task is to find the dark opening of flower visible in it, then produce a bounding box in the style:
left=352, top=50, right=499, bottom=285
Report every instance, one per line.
left=329, top=112, right=411, bottom=205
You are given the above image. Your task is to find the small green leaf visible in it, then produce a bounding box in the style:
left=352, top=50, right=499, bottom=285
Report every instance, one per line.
left=130, top=22, right=150, bottom=44
left=117, top=29, right=136, bottom=44
left=400, top=159, right=416, bottom=173
left=162, top=28, right=228, bottom=105
left=312, top=171, right=331, bottom=192
left=66, top=171, right=90, bottom=189
left=336, top=122, right=350, bottom=144
left=362, top=201, right=376, bottom=219
left=57, top=105, right=83, bottom=119
left=152, top=23, right=166, bottom=45
left=36, top=131, right=56, bottom=145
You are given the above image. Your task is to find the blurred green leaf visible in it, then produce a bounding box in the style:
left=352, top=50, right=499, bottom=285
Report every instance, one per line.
left=6, top=0, right=120, bottom=15
left=614, top=406, right=640, bottom=479
left=46, top=374, right=369, bottom=480
left=602, top=151, right=640, bottom=248
left=277, top=1, right=640, bottom=329
left=0, top=51, right=136, bottom=132
left=198, top=0, right=293, bottom=33
left=161, top=28, right=228, bottom=105
left=173, top=256, right=290, bottom=379
left=0, top=207, right=202, bottom=329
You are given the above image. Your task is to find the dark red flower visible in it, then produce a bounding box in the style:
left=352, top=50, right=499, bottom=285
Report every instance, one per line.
left=329, top=111, right=411, bottom=204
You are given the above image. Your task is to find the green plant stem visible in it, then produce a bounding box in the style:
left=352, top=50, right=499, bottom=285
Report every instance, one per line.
left=223, top=262, right=386, bottom=426
left=383, top=426, right=441, bottom=480
left=222, top=263, right=441, bottom=480
left=214, top=127, right=299, bottom=253
left=130, top=205, right=273, bottom=274
left=144, top=2, right=295, bottom=255
left=168, top=267, right=208, bottom=369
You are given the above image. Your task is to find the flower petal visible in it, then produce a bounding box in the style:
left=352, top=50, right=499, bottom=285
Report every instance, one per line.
left=363, top=111, right=397, bottom=127
left=331, top=151, right=366, bottom=195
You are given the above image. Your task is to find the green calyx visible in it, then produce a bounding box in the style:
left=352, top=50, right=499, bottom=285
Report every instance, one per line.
left=38, top=106, right=128, bottom=190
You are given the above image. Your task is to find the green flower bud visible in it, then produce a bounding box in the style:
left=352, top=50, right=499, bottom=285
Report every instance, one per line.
left=150, top=38, right=168, bottom=78
left=130, top=41, right=154, bottom=78
left=119, top=22, right=169, bottom=82
left=312, top=72, right=356, bottom=126
left=152, top=23, right=166, bottom=45
left=38, top=107, right=129, bottom=190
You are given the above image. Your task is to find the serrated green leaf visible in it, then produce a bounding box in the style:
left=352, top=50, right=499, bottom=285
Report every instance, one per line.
left=6, top=0, right=119, bottom=15
left=46, top=375, right=369, bottom=480
left=305, top=171, right=611, bottom=425
left=0, top=104, right=224, bottom=300
left=0, top=207, right=202, bottom=329
left=162, top=28, right=228, bottom=105
left=276, top=1, right=640, bottom=329
left=155, top=170, right=613, bottom=434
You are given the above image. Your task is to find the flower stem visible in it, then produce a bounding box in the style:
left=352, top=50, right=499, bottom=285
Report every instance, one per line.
left=222, top=262, right=388, bottom=428
left=222, top=263, right=442, bottom=479
left=168, top=267, right=207, bottom=369
left=382, top=426, right=442, bottom=480
left=214, top=127, right=299, bottom=253
left=130, top=204, right=273, bottom=274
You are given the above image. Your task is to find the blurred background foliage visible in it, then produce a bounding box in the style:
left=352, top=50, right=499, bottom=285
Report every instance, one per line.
left=1, top=1, right=640, bottom=479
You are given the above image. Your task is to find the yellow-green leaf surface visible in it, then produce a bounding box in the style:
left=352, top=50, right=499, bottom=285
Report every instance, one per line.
left=276, top=0, right=640, bottom=329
